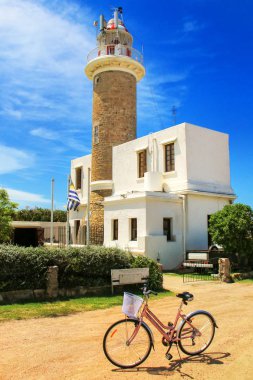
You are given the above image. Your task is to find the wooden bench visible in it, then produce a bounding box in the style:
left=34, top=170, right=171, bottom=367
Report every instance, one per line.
left=111, top=268, right=149, bottom=294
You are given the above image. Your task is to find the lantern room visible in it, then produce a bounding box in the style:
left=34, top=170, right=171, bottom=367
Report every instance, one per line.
left=85, top=7, right=145, bottom=81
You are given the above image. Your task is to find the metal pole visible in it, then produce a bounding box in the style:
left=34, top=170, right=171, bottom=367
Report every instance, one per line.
left=86, top=167, right=91, bottom=246
left=180, top=195, right=186, bottom=261
left=66, top=175, right=70, bottom=247
left=50, top=178, right=54, bottom=245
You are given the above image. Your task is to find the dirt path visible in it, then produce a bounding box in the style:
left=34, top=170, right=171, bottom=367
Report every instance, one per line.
left=0, top=277, right=253, bottom=380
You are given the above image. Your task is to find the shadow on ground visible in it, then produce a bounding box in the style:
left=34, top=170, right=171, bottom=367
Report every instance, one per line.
left=113, top=352, right=231, bottom=378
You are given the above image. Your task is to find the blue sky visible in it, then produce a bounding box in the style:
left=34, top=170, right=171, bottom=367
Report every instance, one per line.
left=0, top=0, right=252, bottom=209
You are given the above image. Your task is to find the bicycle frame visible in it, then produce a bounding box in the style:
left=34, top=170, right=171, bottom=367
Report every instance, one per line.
left=127, top=299, right=198, bottom=346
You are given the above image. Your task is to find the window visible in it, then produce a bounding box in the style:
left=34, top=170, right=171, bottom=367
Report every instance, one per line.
left=163, top=218, right=172, bottom=241
left=94, top=75, right=100, bottom=86
left=130, top=218, right=137, bottom=241
left=107, top=45, right=115, bottom=55
left=112, top=219, right=118, bottom=241
left=75, top=167, right=82, bottom=190
left=207, top=215, right=212, bottom=247
left=164, top=143, right=175, bottom=172
left=138, top=150, right=147, bottom=178
left=94, top=125, right=99, bottom=145
left=74, top=220, right=80, bottom=240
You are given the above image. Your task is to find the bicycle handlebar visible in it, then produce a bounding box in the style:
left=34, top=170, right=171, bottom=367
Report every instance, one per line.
left=146, top=290, right=158, bottom=296
left=140, top=285, right=158, bottom=296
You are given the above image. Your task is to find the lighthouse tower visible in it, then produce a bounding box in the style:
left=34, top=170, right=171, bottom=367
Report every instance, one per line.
left=85, top=7, right=145, bottom=244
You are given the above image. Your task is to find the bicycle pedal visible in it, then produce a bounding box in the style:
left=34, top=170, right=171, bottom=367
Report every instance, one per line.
left=165, top=353, right=173, bottom=361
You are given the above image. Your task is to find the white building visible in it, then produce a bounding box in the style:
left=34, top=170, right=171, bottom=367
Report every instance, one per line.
left=70, top=122, right=236, bottom=270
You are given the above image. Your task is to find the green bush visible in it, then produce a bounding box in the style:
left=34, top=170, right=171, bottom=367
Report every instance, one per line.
left=131, top=255, right=163, bottom=290
left=0, top=245, right=163, bottom=292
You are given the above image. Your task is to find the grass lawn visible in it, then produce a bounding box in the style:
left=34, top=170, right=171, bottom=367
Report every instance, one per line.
left=0, top=289, right=173, bottom=322
left=234, top=278, right=253, bottom=284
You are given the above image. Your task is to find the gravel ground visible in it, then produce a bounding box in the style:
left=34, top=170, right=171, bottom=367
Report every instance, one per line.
left=0, top=276, right=253, bottom=380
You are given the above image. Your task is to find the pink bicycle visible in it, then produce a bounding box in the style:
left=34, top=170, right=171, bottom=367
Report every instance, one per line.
left=103, top=285, right=217, bottom=368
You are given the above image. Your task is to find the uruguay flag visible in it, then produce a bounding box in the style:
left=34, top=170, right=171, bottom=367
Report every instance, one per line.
left=67, top=184, right=81, bottom=211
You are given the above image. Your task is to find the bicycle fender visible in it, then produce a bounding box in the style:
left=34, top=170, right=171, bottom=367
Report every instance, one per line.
left=141, top=320, right=155, bottom=349
left=131, top=318, right=155, bottom=349
left=177, top=309, right=218, bottom=336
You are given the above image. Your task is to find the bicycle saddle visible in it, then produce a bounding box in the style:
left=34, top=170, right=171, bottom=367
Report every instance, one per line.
left=176, top=292, right=194, bottom=302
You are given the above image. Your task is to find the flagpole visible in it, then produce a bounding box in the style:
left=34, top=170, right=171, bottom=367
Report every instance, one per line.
left=50, top=178, right=54, bottom=245
left=66, top=174, right=70, bottom=247
left=86, top=167, right=91, bottom=246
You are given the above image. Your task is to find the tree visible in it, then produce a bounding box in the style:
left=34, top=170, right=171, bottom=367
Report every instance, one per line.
left=0, top=189, right=18, bottom=243
left=208, top=203, right=253, bottom=265
left=14, top=207, right=67, bottom=222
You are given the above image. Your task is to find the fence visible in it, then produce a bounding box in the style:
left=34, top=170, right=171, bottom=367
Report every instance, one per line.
left=43, top=226, right=86, bottom=247
left=182, top=258, right=220, bottom=282
left=43, top=225, right=104, bottom=247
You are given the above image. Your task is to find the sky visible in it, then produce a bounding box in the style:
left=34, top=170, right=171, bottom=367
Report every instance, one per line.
left=0, top=0, right=253, bottom=209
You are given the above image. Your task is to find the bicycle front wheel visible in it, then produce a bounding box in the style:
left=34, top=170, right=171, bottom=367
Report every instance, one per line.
left=178, top=312, right=215, bottom=356
left=103, top=318, right=152, bottom=368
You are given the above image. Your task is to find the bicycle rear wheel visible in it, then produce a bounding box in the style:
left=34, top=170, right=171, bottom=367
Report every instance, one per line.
left=178, top=311, right=215, bottom=356
left=103, top=318, right=152, bottom=368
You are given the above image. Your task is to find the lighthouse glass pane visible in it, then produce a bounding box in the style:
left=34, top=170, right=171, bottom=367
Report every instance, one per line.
left=165, top=143, right=175, bottom=172
left=138, top=150, right=147, bottom=178
left=130, top=218, right=137, bottom=241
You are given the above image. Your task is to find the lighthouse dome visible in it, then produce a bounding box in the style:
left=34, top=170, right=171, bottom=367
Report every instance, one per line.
left=107, top=18, right=128, bottom=31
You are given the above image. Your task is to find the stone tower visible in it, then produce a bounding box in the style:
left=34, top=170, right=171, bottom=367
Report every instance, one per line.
left=85, top=7, right=145, bottom=244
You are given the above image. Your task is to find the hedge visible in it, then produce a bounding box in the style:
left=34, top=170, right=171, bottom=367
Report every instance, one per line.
left=0, top=244, right=163, bottom=292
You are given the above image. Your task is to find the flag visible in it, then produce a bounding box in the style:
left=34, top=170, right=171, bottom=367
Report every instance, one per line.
left=67, top=183, right=80, bottom=211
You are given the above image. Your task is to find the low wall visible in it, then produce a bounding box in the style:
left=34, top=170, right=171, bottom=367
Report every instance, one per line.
left=0, top=285, right=111, bottom=304
left=0, top=266, right=111, bottom=304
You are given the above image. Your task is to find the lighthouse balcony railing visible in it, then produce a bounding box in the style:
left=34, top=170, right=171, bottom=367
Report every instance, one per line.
left=87, top=45, right=143, bottom=64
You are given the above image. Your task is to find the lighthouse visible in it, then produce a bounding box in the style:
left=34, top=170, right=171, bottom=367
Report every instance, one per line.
left=85, top=7, right=145, bottom=244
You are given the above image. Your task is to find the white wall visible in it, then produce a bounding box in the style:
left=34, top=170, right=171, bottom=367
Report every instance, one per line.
left=71, top=154, right=91, bottom=204
left=145, top=196, right=184, bottom=269
left=112, top=122, right=234, bottom=196
left=185, top=194, right=230, bottom=250
left=104, top=193, right=184, bottom=269
left=112, top=123, right=188, bottom=194
left=104, top=195, right=146, bottom=251
left=70, top=154, right=91, bottom=222
left=185, top=123, right=233, bottom=194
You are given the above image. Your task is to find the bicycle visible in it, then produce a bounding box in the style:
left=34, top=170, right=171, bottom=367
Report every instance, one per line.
left=103, top=285, right=218, bottom=368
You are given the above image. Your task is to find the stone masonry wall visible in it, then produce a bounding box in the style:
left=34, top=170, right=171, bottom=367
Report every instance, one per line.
left=89, top=70, right=137, bottom=244
left=89, top=190, right=112, bottom=245
left=91, top=70, right=136, bottom=182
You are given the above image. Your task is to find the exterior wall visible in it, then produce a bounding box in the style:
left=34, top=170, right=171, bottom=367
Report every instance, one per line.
left=70, top=155, right=91, bottom=223
left=91, top=70, right=136, bottom=183
left=104, top=193, right=184, bottom=270
left=185, top=194, right=230, bottom=250
left=112, top=123, right=188, bottom=194
left=185, top=123, right=233, bottom=194
left=71, top=155, right=91, bottom=204
left=145, top=196, right=184, bottom=269
left=104, top=196, right=146, bottom=252
left=112, top=122, right=234, bottom=196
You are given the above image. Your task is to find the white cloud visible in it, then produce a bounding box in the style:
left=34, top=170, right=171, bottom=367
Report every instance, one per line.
left=0, top=0, right=94, bottom=123
left=4, top=187, right=50, bottom=204
left=0, top=145, right=34, bottom=174
left=30, top=127, right=59, bottom=140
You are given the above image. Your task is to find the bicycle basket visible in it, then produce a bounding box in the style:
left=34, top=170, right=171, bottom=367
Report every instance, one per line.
left=122, top=292, right=143, bottom=318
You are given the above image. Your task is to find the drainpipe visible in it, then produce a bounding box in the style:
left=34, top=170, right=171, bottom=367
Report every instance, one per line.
left=179, top=195, right=186, bottom=261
